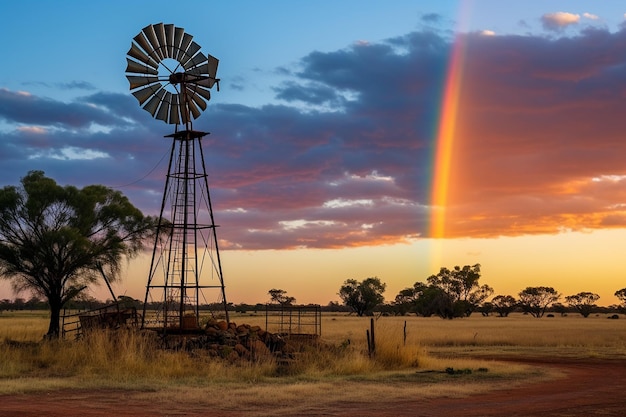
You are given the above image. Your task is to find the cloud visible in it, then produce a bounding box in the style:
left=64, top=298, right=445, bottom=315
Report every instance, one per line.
left=0, top=88, right=132, bottom=129
left=22, top=80, right=97, bottom=91
left=583, top=13, right=599, bottom=21
left=541, top=12, right=580, bottom=31
left=0, top=30, right=426, bottom=250
left=421, top=13, right=442, bottom=24
left=4, top=23, right=626, bottom=248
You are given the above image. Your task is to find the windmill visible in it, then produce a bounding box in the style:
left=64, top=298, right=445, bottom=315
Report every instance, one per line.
left=125, top=23, right=229, bottom=332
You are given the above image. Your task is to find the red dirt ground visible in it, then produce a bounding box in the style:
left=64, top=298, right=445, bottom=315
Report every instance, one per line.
left=1, top=357, right=624, bottom=416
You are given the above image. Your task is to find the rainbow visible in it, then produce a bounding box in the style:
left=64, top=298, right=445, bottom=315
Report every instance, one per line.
left=430, top=21, right=470, bottom=239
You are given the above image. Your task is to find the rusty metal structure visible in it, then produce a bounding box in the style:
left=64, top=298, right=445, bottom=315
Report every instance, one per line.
left=125, top=23, right=229, bottom=332
left=265, top=304, right=322, bottom=338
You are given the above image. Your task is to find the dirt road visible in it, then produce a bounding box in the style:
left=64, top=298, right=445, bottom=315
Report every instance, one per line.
left=1, top=358, right=624, bottom=416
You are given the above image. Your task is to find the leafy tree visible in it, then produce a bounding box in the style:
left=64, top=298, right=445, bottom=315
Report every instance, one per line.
left=0, top=171, right=156, bottom=338
left=393, top=282, right=443, bottom=317
left=338, top=277, right=386, bottom=316
left=615, top=288, right=626, bottom=312
left=426, top=264, right=493, bottom=318
left=117, top=295, right=142, bottom=310
left=393, top=282, right=428, bottom=315
left=491, top=295, right=517, bottom=317
left=551, top=303, right=568, bottom=316
left=268, top=288, right=296, bottom=305
left=412, top=284, right=443, bottom=317
left=564, top=292, right=600, bottom=318
left=478, top=301, right=494, bottom=316
left=518, top=286, right=561, bottom=318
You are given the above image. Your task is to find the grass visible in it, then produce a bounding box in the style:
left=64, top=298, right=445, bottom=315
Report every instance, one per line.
left=1, top=310, right=623, bottom=412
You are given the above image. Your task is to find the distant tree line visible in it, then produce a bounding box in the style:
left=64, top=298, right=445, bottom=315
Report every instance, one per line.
left=333, top=265, right=626, bottom=318
left=4, top=282, right=626, bottom=318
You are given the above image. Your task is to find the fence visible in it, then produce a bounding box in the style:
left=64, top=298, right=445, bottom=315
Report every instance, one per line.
left=61, top=304, right=139, bottom=339
left=265, top=304, right=321, bottom=338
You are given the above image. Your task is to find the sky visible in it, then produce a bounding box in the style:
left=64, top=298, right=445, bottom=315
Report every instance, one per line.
left=1, top=1, right=626, bottom=306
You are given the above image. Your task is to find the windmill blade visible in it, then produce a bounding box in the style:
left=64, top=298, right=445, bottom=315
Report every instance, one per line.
left=183, top=52, right=208, bottom=71
left=156, top=91, right=172, bottom=122
left=207, top=54, right=219, bottom=78
left=164, top=24, right=175, bottom=58
left=186, top=63, right=209, bottom=77
left=126, top=75, right=159, bottom=90
left=127, top=43, right=158, bottom=69
left=173, top=27, right=185, bottom=61
left=192, top=85, right=211, bottom=102
left=176, top=32, right=193, bottom=62
left=180, top=42, right=201, bottom=67
left=133, top=32, right=157, bottom=62
left=142, top=24, right=164, bottom=60
left=154, top=23, right=167, bottom=59
left=186, top=87, right=207, bottom=111
left=132, top=84, right=161, bottom=104
left=143, top=87, right=166, bottom=117
left=169, top=94, right=180, bottom=125
left=126, top=58, right=158, bottom=76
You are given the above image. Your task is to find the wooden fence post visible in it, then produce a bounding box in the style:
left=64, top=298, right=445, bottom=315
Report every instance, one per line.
left=403, top=320, right=407, bottom=346
left=370, top=318, right=376, bottom=354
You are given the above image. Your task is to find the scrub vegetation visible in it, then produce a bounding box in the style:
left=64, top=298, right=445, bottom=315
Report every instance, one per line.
left=1, top=311, right=624, bottom=402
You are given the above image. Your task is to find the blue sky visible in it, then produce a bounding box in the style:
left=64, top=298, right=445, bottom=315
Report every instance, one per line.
left=3, top=1, right=626, bottom=304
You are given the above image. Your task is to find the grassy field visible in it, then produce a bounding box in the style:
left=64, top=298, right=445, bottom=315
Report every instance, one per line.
left=1, top=310, right=624, bottom=409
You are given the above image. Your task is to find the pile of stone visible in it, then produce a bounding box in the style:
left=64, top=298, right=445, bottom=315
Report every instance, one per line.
left=163, top=319, right=291, bottom=362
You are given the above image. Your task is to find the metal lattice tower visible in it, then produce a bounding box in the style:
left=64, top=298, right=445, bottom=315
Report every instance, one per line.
left=125, top=23, right=229, bottom=331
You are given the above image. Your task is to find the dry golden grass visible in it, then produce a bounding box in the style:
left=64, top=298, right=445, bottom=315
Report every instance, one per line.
left=0, top=311, right=48, bottom=342
left=1, top=310, right=622, bottom=407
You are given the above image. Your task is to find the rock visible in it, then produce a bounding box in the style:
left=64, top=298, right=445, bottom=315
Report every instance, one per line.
left=234, top=343, right=249, bottom=356
left=248, top=339, right=271, bottom=357
left=226, top=350, right=240, bottom=362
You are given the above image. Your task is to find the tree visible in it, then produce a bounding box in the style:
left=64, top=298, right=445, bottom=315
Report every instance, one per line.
left=426, top=264, right=493, bottom=318
left=615, top=288, right=626, bottom=313
left=393, top=282, right=443, bottom=317
left=0, top=171, right=156, bottom=338
left=338, top=277, right=386, bottom=316
left=564, top=292, right=600, bottom=318
left=268, top=288, right=296, bottom=305
left=518, top=286, right=561, bottom=318
left=490, top=295, right=517, bottom=317
left=551, top=302, right=568, bottom=316
left=478, top=302, right=494, bottom=316
left=393, top=282, right=428, bottom=315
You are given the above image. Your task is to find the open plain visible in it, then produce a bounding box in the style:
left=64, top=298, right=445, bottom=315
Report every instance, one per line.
left=1, top=312, right=625, bottom=416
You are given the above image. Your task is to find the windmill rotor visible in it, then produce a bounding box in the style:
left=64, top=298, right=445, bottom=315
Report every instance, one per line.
left=125, top=23, right=219, bottom=125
